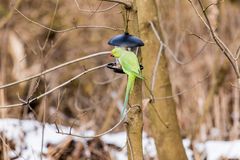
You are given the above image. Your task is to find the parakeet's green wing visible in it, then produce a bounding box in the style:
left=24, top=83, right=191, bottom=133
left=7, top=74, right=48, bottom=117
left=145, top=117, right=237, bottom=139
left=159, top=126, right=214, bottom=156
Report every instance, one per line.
left=112, top=48, right=143, bottom=118
left=119, top=51, right=143, bottom=79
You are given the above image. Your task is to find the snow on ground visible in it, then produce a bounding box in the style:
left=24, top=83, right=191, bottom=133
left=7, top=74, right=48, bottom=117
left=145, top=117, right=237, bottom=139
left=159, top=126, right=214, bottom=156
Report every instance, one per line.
left=0, top=119, right=69, bottom=159
left=196, top=140, right=240, bottom=160
left=0, top=119, right=239, bottom=160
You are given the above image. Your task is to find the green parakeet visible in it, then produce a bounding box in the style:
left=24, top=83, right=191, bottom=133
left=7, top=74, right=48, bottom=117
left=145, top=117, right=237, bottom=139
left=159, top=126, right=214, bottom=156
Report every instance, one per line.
left=111, top=47, right=143, bottom=117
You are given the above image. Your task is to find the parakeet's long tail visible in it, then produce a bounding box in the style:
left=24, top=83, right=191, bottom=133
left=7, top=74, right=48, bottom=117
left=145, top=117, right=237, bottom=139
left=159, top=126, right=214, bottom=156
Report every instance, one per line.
left=121, top=75, right=135, bottom=118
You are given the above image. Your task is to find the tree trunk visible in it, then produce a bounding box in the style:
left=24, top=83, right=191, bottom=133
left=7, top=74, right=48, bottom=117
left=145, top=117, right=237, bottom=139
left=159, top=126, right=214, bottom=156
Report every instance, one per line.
left=123, top=0, right=143, bottom=159
left=136, top=0, right=188, bottom=159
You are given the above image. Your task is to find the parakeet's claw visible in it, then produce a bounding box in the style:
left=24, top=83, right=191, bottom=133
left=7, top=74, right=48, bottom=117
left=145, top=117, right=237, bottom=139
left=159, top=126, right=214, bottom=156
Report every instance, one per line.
left=107, top=63, right=143, bottom=74
left=107, top=62, right=125, bottom=74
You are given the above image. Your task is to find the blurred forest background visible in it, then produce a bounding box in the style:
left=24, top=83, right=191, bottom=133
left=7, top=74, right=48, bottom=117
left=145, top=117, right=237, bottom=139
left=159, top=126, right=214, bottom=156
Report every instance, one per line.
left=0, top=0, right=240, bottom=160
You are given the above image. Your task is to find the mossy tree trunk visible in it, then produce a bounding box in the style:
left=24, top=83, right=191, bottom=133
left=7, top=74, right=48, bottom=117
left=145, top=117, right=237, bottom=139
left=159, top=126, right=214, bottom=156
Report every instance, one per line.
left=136, top=0, right=188, bottom=159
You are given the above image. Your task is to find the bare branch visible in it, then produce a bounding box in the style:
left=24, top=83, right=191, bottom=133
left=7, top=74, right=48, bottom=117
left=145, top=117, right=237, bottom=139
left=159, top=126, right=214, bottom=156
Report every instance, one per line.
left=40, top=0, right=59, bottom=51
left=0, top=64, right=107, bottom=108
left=188, top=0, right=240, bottom=78
left=197, top=0, right=240, bottom=78
left=188, top=33, right=215, bottom=44
left=155, top=72, right=210, bottom=100
left=56, top=108, right=130, bottom=138
left=101, top=0, right=132, bottom=9
left=147, top=23, right=165, bottom=88
left=166, top=42, right=208, bottom=65
left=187, top=0, right=233, bottom=56
left=127, top=131, right=134, bottom=160
left=149, top=21, right=208, bottom=66
left=17, top=93, right=38, bottom=117
left=233, top=45, right=240, bottom=60
left=38, top=1, right=60, bottom=158
left=148, top=20, right=208, bottom=104
left=148, top=21, right=163, bottom=92
left=151, top=39, right=163, bottom=91
left=0, top=51, right=110, bottom=89
left=93, top=75, right=124, bottom=85
left=204, top=2, right=219, bottom=12
left=74, top=0, right=119, bottom=13
left=15, top=8, right=123, bottom=32
left=149, top=21, right=161, bottom=41
left=142, top=98, right=169, bottom=128
left=187, top=0, right=209, bottom=28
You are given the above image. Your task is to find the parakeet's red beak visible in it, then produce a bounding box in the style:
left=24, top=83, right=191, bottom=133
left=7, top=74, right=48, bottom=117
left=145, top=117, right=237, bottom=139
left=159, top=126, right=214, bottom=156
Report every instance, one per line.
left=109, top=54, right=114, bottom=57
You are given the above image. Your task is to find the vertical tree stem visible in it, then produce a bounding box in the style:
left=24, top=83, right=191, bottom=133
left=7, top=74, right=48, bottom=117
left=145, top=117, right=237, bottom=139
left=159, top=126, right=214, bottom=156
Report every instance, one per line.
left=122, top=0, right=144, bottom=159
left=136, top=0, right=188, bottom=159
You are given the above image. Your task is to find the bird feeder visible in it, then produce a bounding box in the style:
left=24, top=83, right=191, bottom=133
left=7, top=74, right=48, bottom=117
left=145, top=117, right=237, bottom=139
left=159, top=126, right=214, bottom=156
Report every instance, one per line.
left=107, top=32, right=144, bottom=73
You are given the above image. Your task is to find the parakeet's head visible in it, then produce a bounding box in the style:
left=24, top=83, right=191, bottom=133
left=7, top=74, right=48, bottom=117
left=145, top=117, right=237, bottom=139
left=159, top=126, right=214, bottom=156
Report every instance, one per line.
left=111, top=47, right=124, bottom=58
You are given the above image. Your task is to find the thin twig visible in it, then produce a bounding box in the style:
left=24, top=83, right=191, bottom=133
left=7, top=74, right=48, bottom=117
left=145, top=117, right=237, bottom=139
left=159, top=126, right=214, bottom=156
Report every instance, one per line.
left=15, top=8, right=122, bottom=32
left=0, top=64, right=107, bottom=108
left=204, top=2, right=219, bottom=12
left=40, top=1, right=60, bottom=158
left=0, top=51, right=110, bottom=89
left=233, top=45, right=240, bottom=60
left=149, top=21, right=208, bottom=66
left=142, top=97, right=169, bottom=128
left=74, top=0, right=119, bottom=13
left=127, top=133, right=134, bottom=160
left=149, top=21, right=161, bottom=41
left=164, top=41, right=208, bottom=65
left=187, top=0, right=233, bottom=56
left=101, top=0, right=131, bottom=9
left=187, top=0, right=209, bottom=29
left=40, top=106, right=45, bottom=160
left=56, top=108, right=130, bottom=138
left=40, top=0, right=59, bottom=50
left=152, top=43, right=163, bottom=91
left=197, top=0, right=240, bottom=78
left=188, top=0, right=240, bottom=78
left=93, top=75, right=124, bottom=85
left=17, top=93, right=38, bottom=118
left=155, top=72, right=210, bottom=100
left=188, top=33, right=215, bottom=44
left=149, top=21, right=163, bottom=92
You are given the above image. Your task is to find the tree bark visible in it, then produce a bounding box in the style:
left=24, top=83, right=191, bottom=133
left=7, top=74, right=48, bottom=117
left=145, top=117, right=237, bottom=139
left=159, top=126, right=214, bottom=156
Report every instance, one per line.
left=123, top=0, right=143, bottom=160
left=136, top=0, right=188, bottom=159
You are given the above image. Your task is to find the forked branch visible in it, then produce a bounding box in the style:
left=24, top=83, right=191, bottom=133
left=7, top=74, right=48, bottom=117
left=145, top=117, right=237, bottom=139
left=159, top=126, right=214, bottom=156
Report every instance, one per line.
left=188, top=0, right=240, bottom=79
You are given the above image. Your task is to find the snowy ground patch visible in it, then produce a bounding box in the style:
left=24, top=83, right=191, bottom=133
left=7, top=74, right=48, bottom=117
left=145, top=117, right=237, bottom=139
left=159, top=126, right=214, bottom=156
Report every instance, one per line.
left=0, top=119, right=239, bottom=160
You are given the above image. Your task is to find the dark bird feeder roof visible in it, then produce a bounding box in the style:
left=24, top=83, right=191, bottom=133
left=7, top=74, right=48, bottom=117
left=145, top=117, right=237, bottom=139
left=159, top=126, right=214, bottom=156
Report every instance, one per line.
left=108, top=32, right=144, bottom=48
